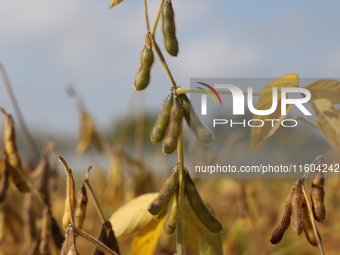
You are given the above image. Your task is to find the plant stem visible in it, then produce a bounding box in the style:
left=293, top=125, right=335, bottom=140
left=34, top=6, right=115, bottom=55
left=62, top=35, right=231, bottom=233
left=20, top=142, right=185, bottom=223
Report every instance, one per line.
left=176, top=130, right=185, bottom=255
left=152, top=0, right=165, bottom=36
left=176, top=87, right=262, bottom=96
left=83, top=179, right=106, bottom=224
left=149, top=35, right=177, bottom=88
left=0, top=63, right=40, bottom=162
left=143, top=0, right=151, bottom=32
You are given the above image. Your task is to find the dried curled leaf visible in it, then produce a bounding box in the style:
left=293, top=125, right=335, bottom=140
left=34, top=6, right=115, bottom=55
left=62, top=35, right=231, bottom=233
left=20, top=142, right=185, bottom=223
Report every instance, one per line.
left=76, top=107, right=102, bottom=155
left=94, top=221, right=120, bottom=255
left=109, top=0, right=124, bottom=8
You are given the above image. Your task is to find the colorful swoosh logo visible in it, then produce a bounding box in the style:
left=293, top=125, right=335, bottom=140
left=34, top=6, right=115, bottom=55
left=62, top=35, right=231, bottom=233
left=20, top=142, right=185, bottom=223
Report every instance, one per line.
left=196, top=82, right=223, bottom=106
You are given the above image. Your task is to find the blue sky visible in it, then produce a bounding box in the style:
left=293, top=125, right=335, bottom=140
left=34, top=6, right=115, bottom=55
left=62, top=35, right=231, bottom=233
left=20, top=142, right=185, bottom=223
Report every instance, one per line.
left=1, top=0, right=340, bottom=136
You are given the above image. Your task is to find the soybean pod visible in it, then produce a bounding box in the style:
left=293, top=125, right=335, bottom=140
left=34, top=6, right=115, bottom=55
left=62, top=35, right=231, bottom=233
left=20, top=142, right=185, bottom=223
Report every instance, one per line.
left=301, top=191, right=319, bottom=246
left=162, top=95, right=183, bottom=154
left=148, top=166, right=179, bottom=215
left=162, top=0, right=179, bottom=56
left=270, top=191, right=293, bottom=245
left=163, top=191, right=178, bottom=235
left=134, top=34, right=154, bottom=91
left=179, top=94, right=214, bottom=144
left=184, top=169, right=222, bottom=233
left=292, top=183, right=303, bottom=236
left=311, top=171, right=326, bottom=223
left=150, top=91, right=174, bottom=144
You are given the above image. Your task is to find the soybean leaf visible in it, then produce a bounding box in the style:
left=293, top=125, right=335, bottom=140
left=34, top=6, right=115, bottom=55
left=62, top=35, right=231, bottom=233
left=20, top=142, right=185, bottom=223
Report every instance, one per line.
left=109, top=193, right=159, bottom=237
left=131, top=217, right=166, bottom=255
left=251, top=74, right=299, bottom=152
left=311, top=98, right=340, bottom=150
left=305, top=79, right=340, bottom=104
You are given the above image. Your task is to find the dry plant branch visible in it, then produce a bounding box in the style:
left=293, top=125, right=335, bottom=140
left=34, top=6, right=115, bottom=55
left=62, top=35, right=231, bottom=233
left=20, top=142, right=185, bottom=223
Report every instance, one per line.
left=84, top=167, right=106, bottom=224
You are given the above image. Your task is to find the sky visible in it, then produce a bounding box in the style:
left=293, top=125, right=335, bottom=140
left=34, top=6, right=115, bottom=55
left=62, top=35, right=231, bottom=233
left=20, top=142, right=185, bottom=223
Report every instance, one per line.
left=1, top=0, right=340, bottom=138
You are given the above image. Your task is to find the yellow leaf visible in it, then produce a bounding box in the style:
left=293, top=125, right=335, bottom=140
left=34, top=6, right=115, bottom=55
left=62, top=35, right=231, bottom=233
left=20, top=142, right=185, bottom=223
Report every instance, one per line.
left=311, top=98, right=340, bottom=150
left=251, top=74, right=299, bottom=152
left=131, top=217, right=166, bottom=255
left=184, top=199, right=223, bottom=255
left=109, top=0, right=124, bottom=8
left=306, top=79, right=340, bottom=104
left=109, top=193, right=159, bottom=237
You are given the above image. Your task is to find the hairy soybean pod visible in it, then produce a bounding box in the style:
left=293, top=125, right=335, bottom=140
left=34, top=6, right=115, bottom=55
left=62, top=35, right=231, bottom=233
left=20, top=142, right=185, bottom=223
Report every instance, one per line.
left=311, top=171, right=326, bottom=223
left=270, top=191, right=293, bottom=245
left=163, top=192, right=178, bottom=235
left=148, top=166, right=179, bottom=215
left=134, top=36, right=154, bottom=91
left=162, top=95, right=183, bottom=154
left=150, top=92, right=174, bottom=144
left=62, top=167, right=76, bottom=230
left=292, top=183, right=303, bottom=236
left=162, top=0, right=179, bottom=56
left=179, top=94, right=214, bottom=144
left=74, top=183, right=88, bottom=230
left=184, top=170, right=222, bottom=233
left=301, top=194, right=319, bottom=246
